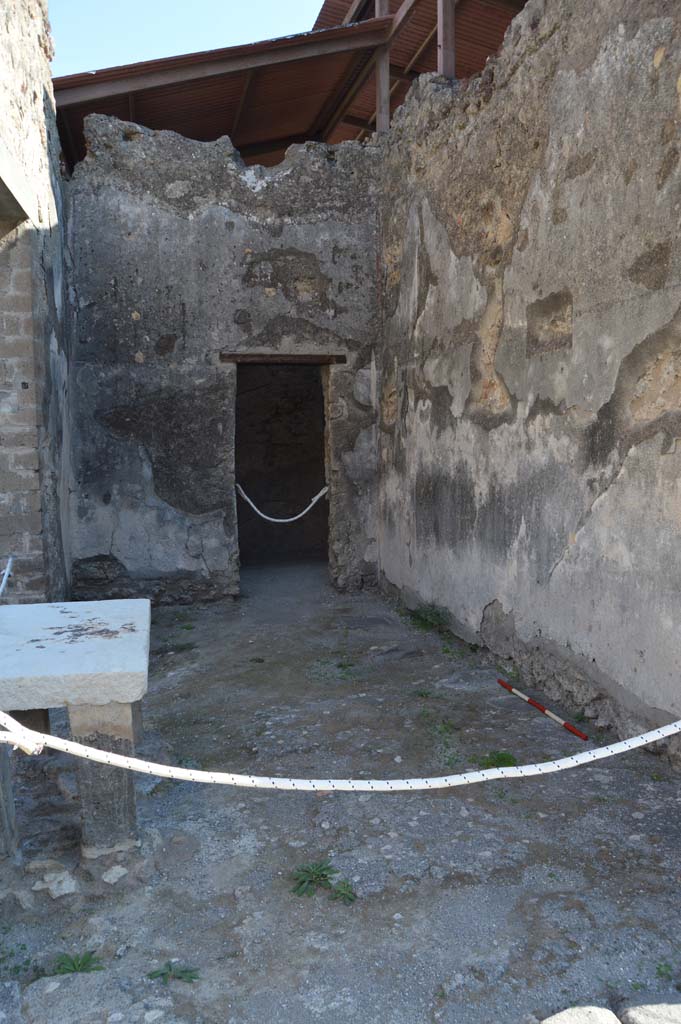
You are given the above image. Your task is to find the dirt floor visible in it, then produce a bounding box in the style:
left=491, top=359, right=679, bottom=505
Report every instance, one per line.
left=1, top=563, right=681, bottom=1024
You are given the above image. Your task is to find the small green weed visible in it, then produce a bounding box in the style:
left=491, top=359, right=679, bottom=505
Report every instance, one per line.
left=477, top=750, right=518, bottom=769
left=178, top=755, right=202, bottom=770
left=415, top=689, right=432, bottom=699
left=409, top=605, right=450, bottom=634
left=434, top=719, right=456, bottom=737
left=291, top=860, right=338, bottom=896
left=631, top=981, right=646, bottom=992
left=180, top=623, right=194, bottom=631
left=329, top=880, right=357, bottom=905
left=430, top=717, right=458, bottom=769
left=336, top=657, right=356, bottom=679
left=148, top=961, right=200, bottom=985
left=574, top=710, right=588, bottom=723
left=651, top=771, right=665, bottom=782
left=441, top=642, right=463, bottom=658
left=656, top=962, right=673, bottom=981
left=53, top=951, right=104, bottom=975
left=0, top=932, right=42, bottom=982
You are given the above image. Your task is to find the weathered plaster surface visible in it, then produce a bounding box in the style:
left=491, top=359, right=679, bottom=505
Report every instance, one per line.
left=378, top=0, right=681, bottom=732
left=66, top=120, right=380, bottom=599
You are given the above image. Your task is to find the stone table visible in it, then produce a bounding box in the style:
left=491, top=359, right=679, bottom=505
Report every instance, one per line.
left=0, top=599, right=150, bottom=857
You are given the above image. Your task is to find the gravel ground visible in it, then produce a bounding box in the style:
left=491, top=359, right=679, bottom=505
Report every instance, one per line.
left=1, top=563, right=680, bottom=1023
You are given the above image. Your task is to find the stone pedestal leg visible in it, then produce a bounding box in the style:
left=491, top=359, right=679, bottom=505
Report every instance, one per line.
left=0, top=746, right=18, bottom=860
left=68, top=702, right=138, bottom=856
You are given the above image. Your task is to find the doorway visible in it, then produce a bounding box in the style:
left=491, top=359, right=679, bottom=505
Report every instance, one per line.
left=235, top=362, right=328, bottom=565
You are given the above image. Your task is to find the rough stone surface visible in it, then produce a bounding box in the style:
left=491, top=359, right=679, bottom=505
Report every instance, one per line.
left=69, top=701, right=139, bottom=852
left=0, top=747, right=17, bottom=860
left=1, top=564, right=680, bottom=1023
left=0, top=981, right=22, bottom=1024
left=620, top=1007, right=681, bottom=1024
left=65, top=119, right=380, bottom=600
left=377, top=0, right=681, bottom=735
left=0, top=0, right=69, bottom=604
left=541, top=1010, right=621, bottom=1023
left=0, top=599, right=150, bottom=709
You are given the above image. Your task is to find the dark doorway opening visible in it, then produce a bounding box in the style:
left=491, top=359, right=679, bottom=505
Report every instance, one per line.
left=235, top=363, right=328, bottom=565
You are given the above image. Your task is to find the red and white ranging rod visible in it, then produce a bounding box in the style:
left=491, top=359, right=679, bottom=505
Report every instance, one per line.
left=497, top=678, right=588, bottom=741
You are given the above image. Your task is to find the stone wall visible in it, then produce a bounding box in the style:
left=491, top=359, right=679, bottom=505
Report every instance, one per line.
left=66, top=118, right=379, bottom=600
left=377, top=0, right=681, bottom=731
left=0, top=0, right=69, bottom=603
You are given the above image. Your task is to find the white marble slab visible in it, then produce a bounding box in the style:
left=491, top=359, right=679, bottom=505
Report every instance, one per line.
left=0, top=599, right=150, bottom=710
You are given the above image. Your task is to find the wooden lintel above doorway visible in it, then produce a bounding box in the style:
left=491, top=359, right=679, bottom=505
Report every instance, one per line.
left=219, top=353, right=347, bottom=365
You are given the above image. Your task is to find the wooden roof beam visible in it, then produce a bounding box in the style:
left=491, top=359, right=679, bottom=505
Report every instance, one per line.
left=437, top=0, right=456, bottom=77
left=231, top=69, right=254, bottom=140
left=320, top=0, right=424, bottom=141
left=390, top=63, right=418, bottom=82
left=342, top=0, right=372, bottom=25
left=375, top=0, right=390, bottom=132
left=54, top=19, right=393, bottom=108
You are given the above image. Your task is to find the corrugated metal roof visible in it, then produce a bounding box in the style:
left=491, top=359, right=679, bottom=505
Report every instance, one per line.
left=54, top=0, right=525, bottom=168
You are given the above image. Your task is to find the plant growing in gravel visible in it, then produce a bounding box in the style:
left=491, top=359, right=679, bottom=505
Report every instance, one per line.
left=291, top=860, right=338, bottom=896
left=442, top=641, right=463, bottom=658
left=656, top=961, right=673, bottom=981
left=329, top=880, right=357, bottom=905
left=0, top=932, right=42, bottom=982
left=409, top=605, right=450, bottom=634
left=435, top=718, right=456, bottom=737
left=477, top=750, right=518, bottom=769
left=148, top=961, right=200, bottom=985
left=53, top=951, right=104, bottom=975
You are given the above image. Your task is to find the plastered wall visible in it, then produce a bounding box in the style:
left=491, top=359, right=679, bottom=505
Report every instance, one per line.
left=66, top=119, right=380, bottom=600
left=377, top=0, right=681, bottom=731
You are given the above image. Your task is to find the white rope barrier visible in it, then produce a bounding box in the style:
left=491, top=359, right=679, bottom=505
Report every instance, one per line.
left=0, top=709, right=679, bottom=793
left=236, top=484, right=328, bottom=524
left=0, top=556, right=13, bottom=598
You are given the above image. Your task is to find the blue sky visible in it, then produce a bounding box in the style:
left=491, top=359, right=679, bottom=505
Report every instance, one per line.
left=49, top=0, right=323, bottom=77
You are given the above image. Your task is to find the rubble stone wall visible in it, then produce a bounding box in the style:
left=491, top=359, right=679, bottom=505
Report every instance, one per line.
left=66, top=119, right=380, bottom=600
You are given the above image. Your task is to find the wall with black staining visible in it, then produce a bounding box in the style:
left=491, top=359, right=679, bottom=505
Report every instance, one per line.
left=378, top=0, right=681, bottom=734
left=66, top=117, right=380, bottom=600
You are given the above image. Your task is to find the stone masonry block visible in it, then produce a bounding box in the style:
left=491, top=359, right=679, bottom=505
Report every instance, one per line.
left=0, top=599, right=150, bottom=709
left=68, top=701, right=138, bottom=852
